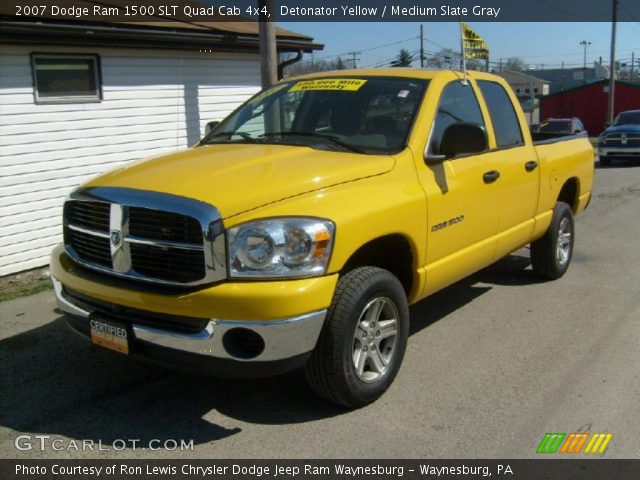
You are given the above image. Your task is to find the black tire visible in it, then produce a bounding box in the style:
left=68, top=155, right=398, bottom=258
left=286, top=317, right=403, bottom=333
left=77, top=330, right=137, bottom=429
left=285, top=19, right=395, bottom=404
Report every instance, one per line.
left=305, top=266, right=409, bottom=408
left=530, top=202, right=575, bottom=280
left=599, top=156, right=611, bottom=167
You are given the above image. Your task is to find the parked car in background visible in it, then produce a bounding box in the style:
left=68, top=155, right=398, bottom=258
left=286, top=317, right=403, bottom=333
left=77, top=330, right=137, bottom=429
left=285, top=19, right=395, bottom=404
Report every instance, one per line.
left=534, top=118, right=588, bottom=141
left=598, top=110, right=640, bottom=166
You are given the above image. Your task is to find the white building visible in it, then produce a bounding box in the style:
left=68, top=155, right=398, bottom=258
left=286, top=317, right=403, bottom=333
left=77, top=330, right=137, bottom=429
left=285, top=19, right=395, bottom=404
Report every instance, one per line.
left=0, top=16, right=321, bottom=276
left=495, top=70, right=551, bottom=100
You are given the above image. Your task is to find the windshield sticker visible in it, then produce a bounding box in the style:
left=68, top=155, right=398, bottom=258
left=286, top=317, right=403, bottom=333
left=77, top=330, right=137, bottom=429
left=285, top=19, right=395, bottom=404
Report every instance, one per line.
left=397, top=89, right=410, bottom=98
left=249, top=83, right=289, bottom=104
left=290, top=78, right=368, bottom=92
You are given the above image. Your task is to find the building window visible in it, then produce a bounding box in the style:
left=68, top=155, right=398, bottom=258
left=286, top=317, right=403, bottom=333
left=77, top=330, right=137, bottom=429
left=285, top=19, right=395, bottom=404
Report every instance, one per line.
left=524, top=88, right=530, bottom=94
left=534, top=88, right=539, bottom=93
left=31, top=54, right=101, bottom=103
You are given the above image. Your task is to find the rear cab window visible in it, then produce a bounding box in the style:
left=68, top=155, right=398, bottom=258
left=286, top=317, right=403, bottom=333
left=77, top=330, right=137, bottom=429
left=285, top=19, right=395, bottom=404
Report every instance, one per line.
left=477, top=81, right=524, bottom=148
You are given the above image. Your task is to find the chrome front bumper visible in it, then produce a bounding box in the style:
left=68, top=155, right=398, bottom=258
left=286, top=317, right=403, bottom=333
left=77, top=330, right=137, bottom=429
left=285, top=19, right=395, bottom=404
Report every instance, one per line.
left=598, top=147, right=640, bottom=156
left=52, top=277, right=326, bottom=363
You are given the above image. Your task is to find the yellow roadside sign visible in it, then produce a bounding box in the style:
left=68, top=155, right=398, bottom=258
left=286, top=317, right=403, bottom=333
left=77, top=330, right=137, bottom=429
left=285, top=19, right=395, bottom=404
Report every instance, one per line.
left=290, top=78, right=367, bottom=92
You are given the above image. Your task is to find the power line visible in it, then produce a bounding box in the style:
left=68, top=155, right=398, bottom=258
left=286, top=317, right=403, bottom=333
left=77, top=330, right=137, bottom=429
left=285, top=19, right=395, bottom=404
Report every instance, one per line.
left=619, top=2, right=640, bottom=36
left=423, top=38, right=450, bottom=50
left=348, top=51, right=362, bottom=69
left=533, top=0, right=609, bottom=18
left=364, top=48, right=427, bottom=68
left=313, top=36, right=418, bottom=61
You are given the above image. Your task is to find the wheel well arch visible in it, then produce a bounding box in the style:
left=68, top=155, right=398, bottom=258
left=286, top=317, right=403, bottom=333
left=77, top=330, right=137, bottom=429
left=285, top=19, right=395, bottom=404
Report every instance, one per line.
left=341, top=234, right=415, bottom=296
left=558, top=177, right=580, bottom=213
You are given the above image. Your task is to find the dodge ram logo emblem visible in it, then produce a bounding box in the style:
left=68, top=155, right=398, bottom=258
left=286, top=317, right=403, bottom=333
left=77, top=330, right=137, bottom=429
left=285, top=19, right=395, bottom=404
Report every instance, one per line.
left=110, top=230, right=122, bottom=248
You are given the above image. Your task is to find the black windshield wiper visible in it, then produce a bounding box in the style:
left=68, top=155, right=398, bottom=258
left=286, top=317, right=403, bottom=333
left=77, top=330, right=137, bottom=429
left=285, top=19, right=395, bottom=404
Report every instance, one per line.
left=203, top=131, right=256, bottom=143
left=260, top=131, right=366, bottom=154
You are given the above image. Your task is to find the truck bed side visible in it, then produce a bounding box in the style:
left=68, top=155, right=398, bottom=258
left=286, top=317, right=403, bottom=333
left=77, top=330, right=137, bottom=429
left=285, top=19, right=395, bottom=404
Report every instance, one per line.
left=532, top=136, right=594, bottom=238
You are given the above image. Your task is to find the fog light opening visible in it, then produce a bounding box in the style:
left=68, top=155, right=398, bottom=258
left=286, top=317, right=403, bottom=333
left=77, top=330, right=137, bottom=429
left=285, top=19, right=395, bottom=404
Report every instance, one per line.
left=222, top=328, right=265, bottom=359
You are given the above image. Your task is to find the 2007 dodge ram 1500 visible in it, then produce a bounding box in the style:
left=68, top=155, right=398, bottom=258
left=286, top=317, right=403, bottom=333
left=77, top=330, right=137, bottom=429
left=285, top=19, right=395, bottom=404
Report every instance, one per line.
left=51, top=69, right=594, bottom=407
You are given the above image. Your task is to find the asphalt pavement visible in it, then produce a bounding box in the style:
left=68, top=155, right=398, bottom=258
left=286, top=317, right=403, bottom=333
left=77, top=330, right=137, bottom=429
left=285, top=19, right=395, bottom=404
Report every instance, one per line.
left=1, top=161, right=639, bottom=459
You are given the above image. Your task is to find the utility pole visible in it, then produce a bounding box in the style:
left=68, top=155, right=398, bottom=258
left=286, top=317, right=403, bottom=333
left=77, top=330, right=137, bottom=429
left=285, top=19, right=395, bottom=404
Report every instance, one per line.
left=348, top=51, right=361, bottom=69
left=258, top=0, right=277, bottom=88
left=631, top=52, right=635, bottom=80
left=420, top=25, right=424, bottom=68
left=499, top=58, right=503, bottom=72
left=529, top=87, right=535, bottom=124
left=580, top=40, right=591, bottom=85
left=459, top=21, right=465, bottom=72
left=560, top=61, right=565, bottom=92
left=607, top=0, right=618, bottom=125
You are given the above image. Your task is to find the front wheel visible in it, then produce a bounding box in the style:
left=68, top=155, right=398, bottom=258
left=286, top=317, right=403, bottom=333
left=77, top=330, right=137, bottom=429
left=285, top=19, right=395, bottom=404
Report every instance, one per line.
left=305, top=267, right=409, bottom=408
left=530, top=201, right=575, bottom=280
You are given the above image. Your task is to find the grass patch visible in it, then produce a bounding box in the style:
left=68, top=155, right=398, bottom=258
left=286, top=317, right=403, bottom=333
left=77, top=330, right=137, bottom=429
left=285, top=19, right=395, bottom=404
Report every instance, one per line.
left=0, top=279, right=52, bottom=303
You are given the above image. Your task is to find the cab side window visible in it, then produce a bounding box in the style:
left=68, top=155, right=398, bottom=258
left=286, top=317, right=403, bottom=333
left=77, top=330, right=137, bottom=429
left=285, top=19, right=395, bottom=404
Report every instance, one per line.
left=477, top=81, right=524, bottom=147
left=428, top=81, right=485, bottom=155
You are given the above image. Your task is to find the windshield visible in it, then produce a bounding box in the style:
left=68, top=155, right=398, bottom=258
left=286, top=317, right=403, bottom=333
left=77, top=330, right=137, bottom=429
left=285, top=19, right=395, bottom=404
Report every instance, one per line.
left=538, top=120, right=571, bottom=134
left=201, top=77, right=429, bottom=154
left=614, top=112, right=640, bottom=126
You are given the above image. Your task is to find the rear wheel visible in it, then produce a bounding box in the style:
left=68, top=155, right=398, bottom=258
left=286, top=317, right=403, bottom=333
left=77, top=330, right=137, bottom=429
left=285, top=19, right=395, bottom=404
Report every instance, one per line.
left=530, top=202, right=575, bottom=280
left=305, top=267, right=409, bottom=408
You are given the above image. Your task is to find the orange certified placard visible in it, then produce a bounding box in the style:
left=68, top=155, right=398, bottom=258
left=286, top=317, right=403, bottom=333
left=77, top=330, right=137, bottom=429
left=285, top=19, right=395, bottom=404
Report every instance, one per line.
left=90, top=317, right=129, bottom=355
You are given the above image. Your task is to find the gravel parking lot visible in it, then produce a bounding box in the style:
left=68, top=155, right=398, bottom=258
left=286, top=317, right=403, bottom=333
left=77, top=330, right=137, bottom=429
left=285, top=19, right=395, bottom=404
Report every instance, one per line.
left=1, top=162, right=639, bottom=459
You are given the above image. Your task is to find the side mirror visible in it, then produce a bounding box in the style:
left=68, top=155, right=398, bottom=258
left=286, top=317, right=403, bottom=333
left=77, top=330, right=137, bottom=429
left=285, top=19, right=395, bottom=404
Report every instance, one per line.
left=426, top=122, right=488, bottom=163
left=204, top=120, right=220, bottom=136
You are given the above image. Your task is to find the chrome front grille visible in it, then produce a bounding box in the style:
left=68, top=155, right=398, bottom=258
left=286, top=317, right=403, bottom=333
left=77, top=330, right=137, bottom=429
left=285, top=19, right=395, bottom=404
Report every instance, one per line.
left=605, top=133, right=640, bottom=145
left=64, top=200, right=110, bottom=233
left=130, top=243, right=205, bottom=283
left=64, top=226, right=112, bottom=267
left=63, top=187, right=226, bottom=287
left=128, top=207, right=203, bottom=244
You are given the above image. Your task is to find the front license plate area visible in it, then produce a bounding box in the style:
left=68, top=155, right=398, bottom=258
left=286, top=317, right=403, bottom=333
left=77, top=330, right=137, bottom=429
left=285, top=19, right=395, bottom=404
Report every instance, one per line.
left=89, top=315, right=130, bottom=355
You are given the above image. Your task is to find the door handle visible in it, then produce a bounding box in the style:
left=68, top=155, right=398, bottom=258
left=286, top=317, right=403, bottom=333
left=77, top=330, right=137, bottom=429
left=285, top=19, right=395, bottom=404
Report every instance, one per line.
left=483, top=170, right=500, bottom=183
left=525, top=161, right=539, bottom=172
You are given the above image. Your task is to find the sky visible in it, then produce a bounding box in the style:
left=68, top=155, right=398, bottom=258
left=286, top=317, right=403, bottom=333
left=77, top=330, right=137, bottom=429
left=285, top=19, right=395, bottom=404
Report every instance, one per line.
left=285, top=22, right=640, bottom=71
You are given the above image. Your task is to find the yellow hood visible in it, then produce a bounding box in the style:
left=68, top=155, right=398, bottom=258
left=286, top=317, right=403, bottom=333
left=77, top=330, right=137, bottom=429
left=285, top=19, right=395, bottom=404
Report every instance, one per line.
left=87, top=144, right=395, bottom=219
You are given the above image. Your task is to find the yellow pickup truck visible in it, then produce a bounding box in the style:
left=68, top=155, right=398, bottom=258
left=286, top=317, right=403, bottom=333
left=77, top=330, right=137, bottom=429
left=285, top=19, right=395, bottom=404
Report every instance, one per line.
left=51, top=69, right=594, bottom=407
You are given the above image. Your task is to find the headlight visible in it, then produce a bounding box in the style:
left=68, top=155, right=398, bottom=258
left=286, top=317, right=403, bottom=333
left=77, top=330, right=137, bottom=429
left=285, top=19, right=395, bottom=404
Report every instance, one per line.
left=227, top=217, right=335, bottom=278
